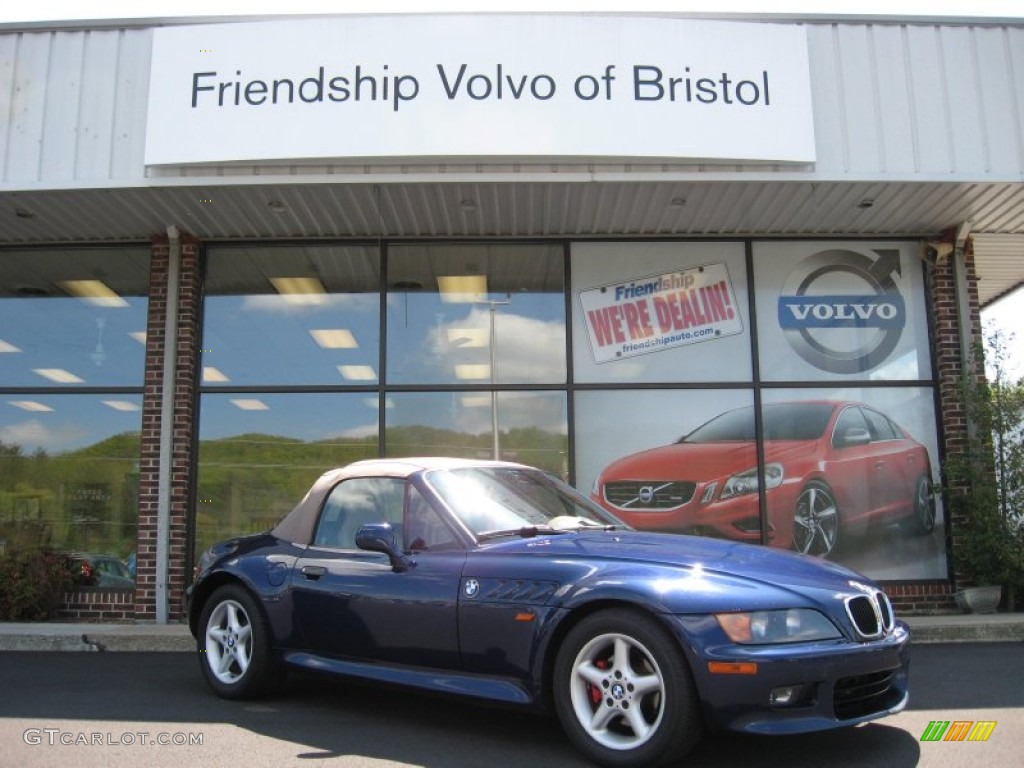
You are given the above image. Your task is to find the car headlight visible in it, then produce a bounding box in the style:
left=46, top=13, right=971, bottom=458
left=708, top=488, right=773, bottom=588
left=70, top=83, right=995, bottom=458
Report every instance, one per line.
left=715, top=609, right=841, bottom=644
left=718, top=463, right=784, bottom=501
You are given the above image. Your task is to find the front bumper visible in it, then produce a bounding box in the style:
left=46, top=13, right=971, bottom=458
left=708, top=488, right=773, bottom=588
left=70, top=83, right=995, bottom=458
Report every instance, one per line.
left=676, top=616, right=911, bottom=735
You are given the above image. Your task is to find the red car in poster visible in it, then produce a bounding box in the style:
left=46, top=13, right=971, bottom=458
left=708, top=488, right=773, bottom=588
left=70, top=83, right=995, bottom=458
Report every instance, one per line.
left=591, top=400, right=936, bottom=557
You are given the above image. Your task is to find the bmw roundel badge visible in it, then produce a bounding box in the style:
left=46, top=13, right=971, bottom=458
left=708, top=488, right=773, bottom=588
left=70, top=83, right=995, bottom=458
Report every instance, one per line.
left=463, top=578, right=480, bottom=598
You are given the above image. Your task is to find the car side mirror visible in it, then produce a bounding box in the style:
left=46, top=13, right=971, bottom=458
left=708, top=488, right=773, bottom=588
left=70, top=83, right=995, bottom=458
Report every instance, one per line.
left=355, top=522, right=414, bottom=571
left=839, top=427, right=871, bottom=447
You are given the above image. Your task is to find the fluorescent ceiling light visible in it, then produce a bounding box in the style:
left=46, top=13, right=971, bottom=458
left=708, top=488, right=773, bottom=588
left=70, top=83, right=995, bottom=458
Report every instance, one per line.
left=438, top=275, right=487, bottom=303
left=460, top=395, right=492, bottom=408
left=60, top=280, right=130, bottom=307
left=309, top=329, right=358, bottom=349
left=8, top=400, right=53, bottom=412
left=202, top=366, right=230, bottom=383
left=270, top=276, right=328, bottom=305
left=33, top=368, right=84, bottom=384
left=447, top=328, right=488, bottom=347
left=337, top=365, right=377, bottom=381
left=102, top=400, right=141, bottom=412
left=454, top=364, right=491, bottom=380
left=129, top=331, right=147, bottom=344
left=230, top=399, right=269, bottom=411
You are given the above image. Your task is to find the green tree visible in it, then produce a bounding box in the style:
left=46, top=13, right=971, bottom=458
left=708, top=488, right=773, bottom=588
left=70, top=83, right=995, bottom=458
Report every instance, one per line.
left=945, top=326, right=1024, bottom=610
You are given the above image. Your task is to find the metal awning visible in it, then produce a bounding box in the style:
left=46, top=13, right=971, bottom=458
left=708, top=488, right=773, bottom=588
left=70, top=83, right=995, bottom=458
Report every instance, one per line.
left=2, top=178, right=1022, bottom=304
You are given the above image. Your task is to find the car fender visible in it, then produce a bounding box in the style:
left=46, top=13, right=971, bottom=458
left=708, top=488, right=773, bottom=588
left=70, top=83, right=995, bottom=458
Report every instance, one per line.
left=189, top=535, right=303, bottom=646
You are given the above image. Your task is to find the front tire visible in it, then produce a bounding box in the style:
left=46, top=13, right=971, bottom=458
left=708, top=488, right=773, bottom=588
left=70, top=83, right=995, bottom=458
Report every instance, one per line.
left=553, top=610, right=701, bottom=768
left=792, top=480, right=840, bottom=557
left=198, top=583, right=282, bottom=699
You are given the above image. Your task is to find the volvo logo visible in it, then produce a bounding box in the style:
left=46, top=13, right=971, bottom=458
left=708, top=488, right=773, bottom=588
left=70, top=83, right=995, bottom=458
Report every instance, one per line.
left=463, top=578, right=480, bottom=598
left=778, top=249, right=906, bottom=374
left=638, top=486, right=655, bottom=504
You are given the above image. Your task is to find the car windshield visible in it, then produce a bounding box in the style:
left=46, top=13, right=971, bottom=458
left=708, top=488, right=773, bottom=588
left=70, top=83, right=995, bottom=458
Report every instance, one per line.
left=679, top=403, right=834, bottom=443
left=425, top=467, right=624, bottom=538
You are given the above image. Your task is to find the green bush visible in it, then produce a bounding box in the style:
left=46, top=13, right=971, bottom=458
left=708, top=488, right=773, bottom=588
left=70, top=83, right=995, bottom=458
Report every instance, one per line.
left=0, top=549, right=79, bottom=621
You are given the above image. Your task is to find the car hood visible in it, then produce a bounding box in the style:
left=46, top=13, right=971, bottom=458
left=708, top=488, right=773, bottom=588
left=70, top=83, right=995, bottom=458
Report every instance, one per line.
left=481, top=530, right=872, bottom=610
left=599, top=440, right=820, bottom=479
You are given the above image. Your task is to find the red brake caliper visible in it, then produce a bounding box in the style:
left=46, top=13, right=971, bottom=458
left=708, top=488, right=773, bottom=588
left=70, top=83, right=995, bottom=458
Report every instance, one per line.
left=589, top=658, right=608, bottom=705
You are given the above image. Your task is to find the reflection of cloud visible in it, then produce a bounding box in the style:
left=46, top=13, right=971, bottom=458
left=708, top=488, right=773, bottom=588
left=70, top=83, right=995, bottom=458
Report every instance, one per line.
left=0, top=419, right=88, bottom=452
left=430, top=308, right=566, bottom=381
left=452, top=392, right=567, bottom=436
left=332, top=422, right=378, bottom=439
left=241, top=293, right=376, bottom=314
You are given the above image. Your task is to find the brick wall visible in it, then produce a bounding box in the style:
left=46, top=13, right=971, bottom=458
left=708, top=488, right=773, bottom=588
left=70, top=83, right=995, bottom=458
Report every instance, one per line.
left=56, top=588, right=135, bottom=622
left=133, top=234, right=202, bottom=621
left=882, top=240, right=983, bottom=614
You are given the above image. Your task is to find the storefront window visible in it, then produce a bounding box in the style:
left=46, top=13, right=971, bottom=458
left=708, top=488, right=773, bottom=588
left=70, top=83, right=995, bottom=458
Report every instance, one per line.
left=752, top=241, right=932, bottom=382
left=385, top=391, right=568, bottom=477
left=571, top=242, right=751, bottom=383
left=202, top=245, right=380, bottom=387
left=194, top=393, right=378, bottom=556
left=0, top=248, right=149, bottom=387
left=760, top=388, right=945, bottom=580
left=0, top=247, right=148, bottom=577
left=577, top=389, right=759, bottom=541
left=386, top=244, right=566, bottom=385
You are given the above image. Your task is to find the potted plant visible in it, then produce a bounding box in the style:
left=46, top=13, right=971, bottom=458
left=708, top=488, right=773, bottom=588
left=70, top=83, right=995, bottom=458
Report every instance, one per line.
left=943, top=326, right=1024, bottom=613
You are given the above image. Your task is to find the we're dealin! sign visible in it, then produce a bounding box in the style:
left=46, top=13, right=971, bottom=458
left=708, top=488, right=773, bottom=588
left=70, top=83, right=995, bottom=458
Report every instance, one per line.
left=578, top=263, right=744, bottom=364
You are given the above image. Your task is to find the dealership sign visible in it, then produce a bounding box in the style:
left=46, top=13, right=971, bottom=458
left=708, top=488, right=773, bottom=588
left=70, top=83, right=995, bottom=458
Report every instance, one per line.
left=579, top=263, right=744, bottom=363
left=145, top=15, right=815, bottom=165
left=778, top=249, right=906, bottom=374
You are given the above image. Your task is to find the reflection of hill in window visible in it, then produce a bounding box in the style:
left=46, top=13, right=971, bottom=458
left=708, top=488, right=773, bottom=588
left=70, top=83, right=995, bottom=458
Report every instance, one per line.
left=0, top=433, right=140, bottom=558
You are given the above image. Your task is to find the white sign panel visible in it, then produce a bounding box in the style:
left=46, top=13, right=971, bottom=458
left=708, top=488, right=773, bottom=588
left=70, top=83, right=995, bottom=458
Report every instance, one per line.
left=578, top=262, right=744, bottom=363
left=145, top=15, right=815, bottom=165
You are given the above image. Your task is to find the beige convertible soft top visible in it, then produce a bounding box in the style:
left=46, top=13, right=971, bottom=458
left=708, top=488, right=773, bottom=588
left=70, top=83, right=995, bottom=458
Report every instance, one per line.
left=269, top=457, right=528, bottom=545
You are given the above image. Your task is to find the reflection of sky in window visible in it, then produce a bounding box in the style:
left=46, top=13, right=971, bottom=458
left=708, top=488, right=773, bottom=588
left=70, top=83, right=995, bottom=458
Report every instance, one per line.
left=201, top=294, right=379, bottom=386
left=0, top=395, right=143, bottom=453
left=0, top=298, right=148, bottom=387
left=387, top=391, right=567, bottom=436
left=199, top=393, right=378, bottom=442
left=387, top=293, right=566, bottom=384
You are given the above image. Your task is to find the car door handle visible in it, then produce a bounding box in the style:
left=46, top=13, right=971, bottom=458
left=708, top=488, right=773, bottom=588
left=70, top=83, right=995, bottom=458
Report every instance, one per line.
left=301, top=565, right=326, bottom=580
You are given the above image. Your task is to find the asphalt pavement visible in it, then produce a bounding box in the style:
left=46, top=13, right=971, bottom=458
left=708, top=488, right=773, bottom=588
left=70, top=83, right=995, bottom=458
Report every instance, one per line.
left=0, top=612, right=1022, bottom=652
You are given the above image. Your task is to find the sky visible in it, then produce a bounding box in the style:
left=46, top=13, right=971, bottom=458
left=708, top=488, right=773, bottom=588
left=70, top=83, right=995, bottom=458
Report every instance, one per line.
left=1, top=0, right=1023, bottom=24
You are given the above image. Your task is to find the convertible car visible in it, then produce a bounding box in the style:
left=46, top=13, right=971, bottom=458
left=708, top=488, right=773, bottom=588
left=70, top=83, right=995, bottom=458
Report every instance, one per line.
left=189, top=457, right=909, bottom=768
left=591, top=400, right=936, bottom=558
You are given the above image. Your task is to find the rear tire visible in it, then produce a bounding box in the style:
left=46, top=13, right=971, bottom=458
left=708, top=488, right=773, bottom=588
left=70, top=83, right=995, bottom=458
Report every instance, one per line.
left=900, top=474, right=935, bottom=535
left=198, top=583, right=283, bottom=699
left=553, top=609, right=701, bottom=767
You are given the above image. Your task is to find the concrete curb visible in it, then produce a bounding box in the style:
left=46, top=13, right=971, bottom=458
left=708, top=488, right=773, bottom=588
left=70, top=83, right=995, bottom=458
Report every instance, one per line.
left=0, top=615, right=1021, bottom=652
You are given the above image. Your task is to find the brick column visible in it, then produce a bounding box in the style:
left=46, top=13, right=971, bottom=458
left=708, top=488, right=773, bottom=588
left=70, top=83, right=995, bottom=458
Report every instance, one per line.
left=885, top=240, right=981, bottom=613
left=135, top=233, right=202, bottom=621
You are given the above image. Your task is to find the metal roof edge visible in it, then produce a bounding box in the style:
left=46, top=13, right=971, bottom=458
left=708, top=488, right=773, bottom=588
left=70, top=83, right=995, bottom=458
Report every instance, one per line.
left=2, top=11, right=1023, bottom=34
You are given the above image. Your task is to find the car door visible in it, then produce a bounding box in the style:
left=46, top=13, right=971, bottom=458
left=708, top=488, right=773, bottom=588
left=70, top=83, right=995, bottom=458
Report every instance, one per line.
left=291, top=476, right=465, bottom=669
left=861, top=407, right=919, bottom=516
left=827, top=405, right=882, bottom=522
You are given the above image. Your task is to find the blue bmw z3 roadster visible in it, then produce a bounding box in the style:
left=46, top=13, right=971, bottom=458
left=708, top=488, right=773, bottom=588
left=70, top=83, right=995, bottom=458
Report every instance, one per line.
left=189, top=457, right=909, bottom=767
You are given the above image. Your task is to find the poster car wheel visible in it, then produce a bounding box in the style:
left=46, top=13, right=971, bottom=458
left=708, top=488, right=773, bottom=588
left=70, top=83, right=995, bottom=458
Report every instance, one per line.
left=900, top=475, right=936, bottom=535
left=793, top=480, right=840, bottom=557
